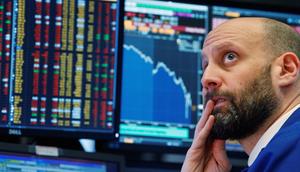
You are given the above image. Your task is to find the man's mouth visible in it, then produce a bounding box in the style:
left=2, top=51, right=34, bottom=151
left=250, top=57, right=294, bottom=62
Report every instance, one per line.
left=212, top=97, right=228, bottom=108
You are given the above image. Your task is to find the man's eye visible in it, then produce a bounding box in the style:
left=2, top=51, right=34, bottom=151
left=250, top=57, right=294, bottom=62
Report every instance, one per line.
left=224, top=52, right=237, bottom=64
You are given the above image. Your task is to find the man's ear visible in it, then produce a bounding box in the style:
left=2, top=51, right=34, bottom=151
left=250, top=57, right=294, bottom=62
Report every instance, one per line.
left=276, top=52, right=300, bottom=87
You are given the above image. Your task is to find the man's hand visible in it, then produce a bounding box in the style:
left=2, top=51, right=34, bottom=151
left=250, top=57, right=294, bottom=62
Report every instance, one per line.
left=181, top=100, right=231, bottom=172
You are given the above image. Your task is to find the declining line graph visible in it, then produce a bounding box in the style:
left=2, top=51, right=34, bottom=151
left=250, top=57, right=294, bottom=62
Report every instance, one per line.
left=121, top=44, right=192, bottom=124
left=153, top=61, right=192, bottom=119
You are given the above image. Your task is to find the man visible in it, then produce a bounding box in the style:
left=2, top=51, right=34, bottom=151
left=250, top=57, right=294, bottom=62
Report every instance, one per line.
left=181, top=17, right=300, bottom=172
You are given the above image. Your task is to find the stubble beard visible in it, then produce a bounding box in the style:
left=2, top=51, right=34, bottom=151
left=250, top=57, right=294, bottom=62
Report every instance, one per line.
left=204, top=66, right=280, bottom=140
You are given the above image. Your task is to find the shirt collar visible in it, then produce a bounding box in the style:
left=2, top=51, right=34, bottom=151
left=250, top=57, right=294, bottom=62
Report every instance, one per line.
left=248, top=104, right=300, bottom=166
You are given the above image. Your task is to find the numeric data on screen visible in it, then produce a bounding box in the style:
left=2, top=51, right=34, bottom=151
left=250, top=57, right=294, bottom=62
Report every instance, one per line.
left=0, top=0, right=117, bottom=133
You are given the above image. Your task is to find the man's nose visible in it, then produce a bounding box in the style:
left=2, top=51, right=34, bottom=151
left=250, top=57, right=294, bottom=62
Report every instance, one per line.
left=201, top=65, right=222, bottom=92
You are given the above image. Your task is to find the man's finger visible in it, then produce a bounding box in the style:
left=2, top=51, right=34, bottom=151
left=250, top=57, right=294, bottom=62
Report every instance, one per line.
left=198, top=115, right=215, bottom=141
left=195, top=100, right=214, bottom=135
left=192, top=115, right=215, bottom=149
left=213, top=139, right=232, bottom=171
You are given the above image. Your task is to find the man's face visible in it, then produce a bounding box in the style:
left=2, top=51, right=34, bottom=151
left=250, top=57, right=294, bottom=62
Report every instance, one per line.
left=204, top=65, right=279, bottom=139
left=201, top=19, right=280, bottom=140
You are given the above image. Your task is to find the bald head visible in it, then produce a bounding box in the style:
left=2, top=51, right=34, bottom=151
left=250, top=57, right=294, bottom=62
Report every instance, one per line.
left=205, top=17, right=300, bottom=59
left=204, top=17, right=265, bottom=48
left=261, top=18, right=300, bottom=58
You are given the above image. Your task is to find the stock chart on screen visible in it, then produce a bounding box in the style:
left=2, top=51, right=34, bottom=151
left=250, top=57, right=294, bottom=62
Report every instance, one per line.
left=119, top=0, right=208, bottom=147
left=0, top=0, right=118, bottom=139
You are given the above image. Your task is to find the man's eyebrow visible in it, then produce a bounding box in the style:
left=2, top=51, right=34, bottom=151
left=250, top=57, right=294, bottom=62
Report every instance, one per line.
left=203, top=41, right=242, bottom=58
left=213, top=41, right=239, bottom=51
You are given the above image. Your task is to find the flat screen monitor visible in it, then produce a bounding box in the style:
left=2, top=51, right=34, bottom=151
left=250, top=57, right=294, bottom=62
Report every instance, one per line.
left=118, top=0, right=208, bottom=148
left=0, top=0, right=120, bottom=139
left=0, top=142, right=124, bottom=172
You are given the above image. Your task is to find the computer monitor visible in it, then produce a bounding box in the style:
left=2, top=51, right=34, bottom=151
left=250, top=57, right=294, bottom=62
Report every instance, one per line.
left=117, top=0, right=300, bottom=151
left=0, top=0, right=120, bottom=139
left=118, top=0, right=208, bottom=148
left=0, top=142, right=124, bottom=172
